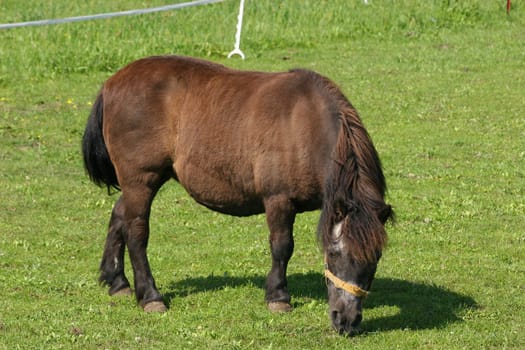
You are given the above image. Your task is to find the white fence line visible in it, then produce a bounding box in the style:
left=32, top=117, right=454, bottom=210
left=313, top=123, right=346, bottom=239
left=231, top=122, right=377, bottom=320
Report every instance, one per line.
left=0, top=0, right=225, bottom=30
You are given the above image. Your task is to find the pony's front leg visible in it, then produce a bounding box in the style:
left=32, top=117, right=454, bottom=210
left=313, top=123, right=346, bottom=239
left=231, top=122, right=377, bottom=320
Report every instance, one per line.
left=264, top=196, right=296, bottom=312
left=99, top=196, right=132, bottom=296
left=120, top=184, right=166, bottom=313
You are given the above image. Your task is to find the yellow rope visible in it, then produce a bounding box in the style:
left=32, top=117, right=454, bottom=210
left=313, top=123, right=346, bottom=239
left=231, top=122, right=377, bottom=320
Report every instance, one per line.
left=324, top=269, right=369, bottom=298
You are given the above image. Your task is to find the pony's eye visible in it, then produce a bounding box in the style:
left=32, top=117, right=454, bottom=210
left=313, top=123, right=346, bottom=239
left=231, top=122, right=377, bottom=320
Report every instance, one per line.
left=334, top=211, right=345, bottom=223
left=327, top=245, right=341, bottom=257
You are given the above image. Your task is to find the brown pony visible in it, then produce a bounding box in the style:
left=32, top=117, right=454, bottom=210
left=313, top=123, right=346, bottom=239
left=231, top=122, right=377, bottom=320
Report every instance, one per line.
left=82, top=55, right=392, bottom=336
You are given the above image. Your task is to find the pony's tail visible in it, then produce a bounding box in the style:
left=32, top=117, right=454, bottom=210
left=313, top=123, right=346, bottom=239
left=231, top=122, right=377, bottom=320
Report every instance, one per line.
left=82, top=92, right=120, bottom=193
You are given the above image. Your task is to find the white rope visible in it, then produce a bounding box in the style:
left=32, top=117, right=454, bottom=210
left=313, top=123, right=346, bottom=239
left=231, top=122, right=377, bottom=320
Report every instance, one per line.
left=227, top=0, right=245, bottom=60
left=0, top=0, right=225, bottom=30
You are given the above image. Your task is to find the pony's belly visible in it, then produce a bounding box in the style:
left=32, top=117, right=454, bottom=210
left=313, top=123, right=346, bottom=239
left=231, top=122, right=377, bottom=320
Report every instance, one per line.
left=176, top=162, right=263, bottom=217
left=186, top=186, right=264, bottom=217
left=195, top=197, right=265, bottom=217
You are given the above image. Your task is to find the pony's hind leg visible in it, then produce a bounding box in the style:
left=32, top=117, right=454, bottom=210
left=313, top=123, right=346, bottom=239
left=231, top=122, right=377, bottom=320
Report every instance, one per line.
left=118, top=177, right=167, bottom=313
left=99, top=196, right=132, bottom=296
left=264, top=195, right=296, bottom=312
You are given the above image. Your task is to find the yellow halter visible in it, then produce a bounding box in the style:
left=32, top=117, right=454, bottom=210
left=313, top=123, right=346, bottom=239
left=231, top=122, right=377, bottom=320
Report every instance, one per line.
left=324, top=268, right=369, bottom=298
left=324, top=254, right=369, bottom=298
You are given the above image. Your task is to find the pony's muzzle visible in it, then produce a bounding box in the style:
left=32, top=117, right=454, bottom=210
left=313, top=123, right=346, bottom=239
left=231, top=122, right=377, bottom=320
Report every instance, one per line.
left=330, top=299, right=363, bottom=336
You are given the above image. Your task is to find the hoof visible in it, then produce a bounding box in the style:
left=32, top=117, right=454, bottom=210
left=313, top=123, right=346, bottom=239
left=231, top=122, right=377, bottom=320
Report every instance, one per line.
left=111, top=287, right=133, bottom=297
left=143, top=301, right=167, bottom=313
left=267, top=301, right=293, bottom=312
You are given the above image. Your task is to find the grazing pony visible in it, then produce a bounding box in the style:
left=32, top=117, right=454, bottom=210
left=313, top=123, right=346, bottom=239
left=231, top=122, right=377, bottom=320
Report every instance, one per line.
left=82, top=56, right=392, bottom=336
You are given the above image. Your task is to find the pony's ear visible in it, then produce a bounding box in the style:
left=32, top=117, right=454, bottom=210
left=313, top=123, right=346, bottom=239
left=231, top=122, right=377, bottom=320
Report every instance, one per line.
left=378, top=204, right=393, bottom=224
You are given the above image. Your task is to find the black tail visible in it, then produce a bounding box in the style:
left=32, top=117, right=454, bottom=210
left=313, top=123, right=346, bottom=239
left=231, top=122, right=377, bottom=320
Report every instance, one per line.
left=82, top=92, right=120, bottom=193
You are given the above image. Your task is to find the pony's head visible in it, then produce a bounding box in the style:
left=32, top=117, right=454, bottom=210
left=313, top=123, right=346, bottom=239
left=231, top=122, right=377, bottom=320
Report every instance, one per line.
left=320, top=196, right=392, bottom=336
left=318, top=102, right=393, bottom=336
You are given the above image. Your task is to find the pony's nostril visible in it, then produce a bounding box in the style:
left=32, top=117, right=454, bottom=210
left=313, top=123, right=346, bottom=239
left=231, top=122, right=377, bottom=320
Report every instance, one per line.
left=331, top=310, right=340, bottom=323
left=331, top=310, right=345, bottom=332
left=351, top=313, right=363, bottom=327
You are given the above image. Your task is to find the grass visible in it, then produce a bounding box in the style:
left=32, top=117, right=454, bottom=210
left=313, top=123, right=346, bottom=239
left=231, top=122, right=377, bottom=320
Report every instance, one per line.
left=1, top=0, right=524, bottom=348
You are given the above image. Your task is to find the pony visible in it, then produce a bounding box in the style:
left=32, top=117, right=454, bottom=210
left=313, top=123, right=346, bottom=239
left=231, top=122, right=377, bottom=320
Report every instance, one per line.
left=82, top=55, right=393, bottom=336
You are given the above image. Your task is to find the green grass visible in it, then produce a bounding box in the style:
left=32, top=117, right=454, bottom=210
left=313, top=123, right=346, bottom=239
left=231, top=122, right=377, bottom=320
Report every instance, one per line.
left=1, top=0, right=524, bottom=348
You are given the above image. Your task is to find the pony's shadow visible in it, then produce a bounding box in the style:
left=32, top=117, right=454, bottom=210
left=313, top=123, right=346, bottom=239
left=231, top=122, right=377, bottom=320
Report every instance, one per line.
left=165, top=272, right=477, bottom=332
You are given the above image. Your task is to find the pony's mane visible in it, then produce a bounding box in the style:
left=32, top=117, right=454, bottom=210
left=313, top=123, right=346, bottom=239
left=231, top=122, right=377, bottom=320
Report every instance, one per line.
left=311, top=72, right=392, bottom=263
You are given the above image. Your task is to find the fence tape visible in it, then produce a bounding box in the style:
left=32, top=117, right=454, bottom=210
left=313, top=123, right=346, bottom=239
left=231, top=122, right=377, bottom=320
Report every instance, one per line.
left=0, top=0, right=225, bottom=30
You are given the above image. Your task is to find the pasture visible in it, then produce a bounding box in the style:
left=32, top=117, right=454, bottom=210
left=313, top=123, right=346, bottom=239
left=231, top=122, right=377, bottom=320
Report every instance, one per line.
left=0, top=0, right=524, bottom=348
